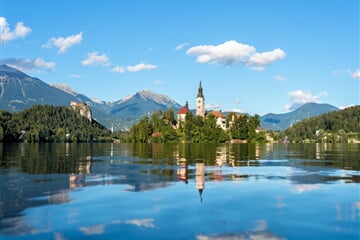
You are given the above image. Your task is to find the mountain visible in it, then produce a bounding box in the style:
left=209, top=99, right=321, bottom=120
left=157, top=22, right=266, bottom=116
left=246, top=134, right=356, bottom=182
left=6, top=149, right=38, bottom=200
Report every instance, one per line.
left=0, top=65, right=182, bottom=131
left=107, top=90, right=182, bottom=120
left=0, top=65, right=342, bottom=132
left=0, top=64, right=78, bottom=111
left=260, top=103, right=339, bottom=131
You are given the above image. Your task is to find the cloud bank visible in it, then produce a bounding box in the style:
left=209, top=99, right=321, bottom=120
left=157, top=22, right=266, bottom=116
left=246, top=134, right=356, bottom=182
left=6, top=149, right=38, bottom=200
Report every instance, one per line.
left=43, top=32, right=83, bottom=53
left=1, top=57, right=55, bottom=72
left=186, top=40, right=286, bottom=70
left=0, top=17, right=31, bottom=43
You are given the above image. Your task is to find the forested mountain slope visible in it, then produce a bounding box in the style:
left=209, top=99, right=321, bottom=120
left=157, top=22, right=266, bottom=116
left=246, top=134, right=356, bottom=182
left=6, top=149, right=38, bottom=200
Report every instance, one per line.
left=0, top=105, right=112, bottom=142
left=284, top=106, right=360, bottom=142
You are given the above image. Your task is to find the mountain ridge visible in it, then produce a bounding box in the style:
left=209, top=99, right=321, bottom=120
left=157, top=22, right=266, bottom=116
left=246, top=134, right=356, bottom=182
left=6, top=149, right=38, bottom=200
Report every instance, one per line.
left=0, top=64, right=342, bottom=131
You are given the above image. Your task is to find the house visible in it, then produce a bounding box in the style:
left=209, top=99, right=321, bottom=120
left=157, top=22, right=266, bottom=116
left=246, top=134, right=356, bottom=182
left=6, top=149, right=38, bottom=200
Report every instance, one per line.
left=208, top=110, right=227, bottom=130
left=177, top=101, right=190, bottom=126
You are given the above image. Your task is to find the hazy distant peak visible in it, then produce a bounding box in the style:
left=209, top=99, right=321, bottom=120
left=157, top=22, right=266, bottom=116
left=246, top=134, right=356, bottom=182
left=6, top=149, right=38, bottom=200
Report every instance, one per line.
left=136, top=90, right=179, bottom=106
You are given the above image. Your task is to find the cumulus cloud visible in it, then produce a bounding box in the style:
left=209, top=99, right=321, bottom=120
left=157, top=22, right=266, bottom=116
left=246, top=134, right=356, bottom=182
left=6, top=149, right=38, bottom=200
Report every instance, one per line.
left=81, top=52, right=110, bottom=66
left=43, top=32, right=83, bottom=53
left=351, top=69, right=360, bottom=79
left=127, top=63, right=158, bottom=72
left=0, top=17, right=31, bottom=43
left=112, top=66, right=125, bottom=74
left=247, top=48, right=286, bottom=67
left=112, top=63, right=158, bottom=74
left=186, top=40, right=285, bottom=70
left=284, top=89, right=328, bottom=111
left=175, top=42, right=189, bottom=51
left=1, top=57, right=55, bottom=72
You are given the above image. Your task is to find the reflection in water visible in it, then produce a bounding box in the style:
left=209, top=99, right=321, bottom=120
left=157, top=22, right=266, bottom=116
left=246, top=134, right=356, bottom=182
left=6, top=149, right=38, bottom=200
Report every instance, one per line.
left=196, top=162, right=205, bottom=202
left=0, top=143, right=359, bottom=239
left=197, top=220, right=286, bottom=240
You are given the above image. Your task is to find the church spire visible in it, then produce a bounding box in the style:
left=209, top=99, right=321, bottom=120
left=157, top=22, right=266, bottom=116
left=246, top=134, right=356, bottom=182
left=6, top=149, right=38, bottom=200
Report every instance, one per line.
left=197, top=81, right=204, bottom=99
left=196, top=81, right=205, bottom=117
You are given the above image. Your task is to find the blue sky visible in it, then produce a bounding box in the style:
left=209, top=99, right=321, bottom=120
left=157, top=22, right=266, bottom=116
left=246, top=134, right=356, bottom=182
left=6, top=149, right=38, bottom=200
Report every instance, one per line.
left=1, top=0, right=359, bottom=115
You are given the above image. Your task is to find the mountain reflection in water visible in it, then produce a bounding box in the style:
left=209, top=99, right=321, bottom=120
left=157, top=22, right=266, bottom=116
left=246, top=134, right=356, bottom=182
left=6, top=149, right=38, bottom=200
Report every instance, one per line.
left=0, top=143, right=359, bottom=239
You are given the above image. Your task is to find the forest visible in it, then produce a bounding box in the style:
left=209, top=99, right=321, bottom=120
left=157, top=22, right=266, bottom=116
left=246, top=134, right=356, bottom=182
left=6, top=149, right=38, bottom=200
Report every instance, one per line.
left=1, top=104, right=358, bottom=144
left=283, top=105, right=360, bottom=143
left=124, top=109, right=266, bottom=143
left=0, top=105, right=112, bottom=142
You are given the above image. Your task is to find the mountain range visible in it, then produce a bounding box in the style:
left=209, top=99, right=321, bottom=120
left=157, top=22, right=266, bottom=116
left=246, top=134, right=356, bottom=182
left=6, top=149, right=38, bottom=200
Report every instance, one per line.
left=0, top=64, right=340, bottom=131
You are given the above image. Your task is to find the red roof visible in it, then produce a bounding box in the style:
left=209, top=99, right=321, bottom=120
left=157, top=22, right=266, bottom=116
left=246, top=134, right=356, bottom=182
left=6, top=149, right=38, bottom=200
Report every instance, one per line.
left=208, top=111, right=225, bottom=118
left=178, top=102, right=190, bottom=115
left=178, top=105, right=189, bottom=114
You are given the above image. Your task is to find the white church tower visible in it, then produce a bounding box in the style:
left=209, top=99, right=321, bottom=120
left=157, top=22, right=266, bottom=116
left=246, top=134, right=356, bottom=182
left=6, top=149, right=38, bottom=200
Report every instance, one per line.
left=196, top=81, right=205, bottom=117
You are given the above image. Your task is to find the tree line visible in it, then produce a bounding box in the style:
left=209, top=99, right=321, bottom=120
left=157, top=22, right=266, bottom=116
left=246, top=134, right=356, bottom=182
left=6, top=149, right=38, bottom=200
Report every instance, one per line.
left=283, top=105, right=360, bottom=143
left=123, top=109, right=266, bottom=143
left=1, top=104, right=358, bottom=144
left=0, top=105, right=112, bottom=142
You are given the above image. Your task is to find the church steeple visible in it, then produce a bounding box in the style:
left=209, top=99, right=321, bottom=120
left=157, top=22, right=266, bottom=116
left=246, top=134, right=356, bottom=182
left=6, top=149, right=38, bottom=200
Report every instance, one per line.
left=196, top=81, right=205, bottom=117
left=197, top=81, right=204, bottom=99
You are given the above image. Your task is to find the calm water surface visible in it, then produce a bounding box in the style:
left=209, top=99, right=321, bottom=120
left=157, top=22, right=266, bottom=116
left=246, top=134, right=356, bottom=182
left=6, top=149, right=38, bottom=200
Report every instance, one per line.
left=0, top=143, right=359, bottom=239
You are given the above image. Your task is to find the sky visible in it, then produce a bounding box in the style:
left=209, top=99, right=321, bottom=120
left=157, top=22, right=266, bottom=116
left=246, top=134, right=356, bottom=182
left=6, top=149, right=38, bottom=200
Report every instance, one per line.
left=0, top=0, right=359, bottom=115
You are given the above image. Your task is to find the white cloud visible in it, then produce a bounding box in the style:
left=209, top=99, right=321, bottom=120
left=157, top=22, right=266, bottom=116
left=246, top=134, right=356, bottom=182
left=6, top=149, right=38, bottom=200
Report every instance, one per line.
left=186, top=40, right=285, bottom=70
left=187, top=40, right=255, bottom=65
left=112, top=66, right=125, bottom=74
left=291, top=184, right=320, bottom=194
left=43, top=32, right=83, bottom=53
left=0, top=17, right=31, bottom=43
left=247, top=48, right=286, bottom=67
left=81, top=52, right=110, bottom=66
left=124, top=218, right=154, bottom=228
left=34, top=58, right=56, bottom=70
left=351, top=69, right=360, bottom=79
left=284, top=89, right=328, bottom=111
left=79, top=224, right=105, bottom=235
left=127, top=63, right=157, bottom=72
left=1, top=57, right=55, bottom=72
left=175, top=42, right=189, bottom=51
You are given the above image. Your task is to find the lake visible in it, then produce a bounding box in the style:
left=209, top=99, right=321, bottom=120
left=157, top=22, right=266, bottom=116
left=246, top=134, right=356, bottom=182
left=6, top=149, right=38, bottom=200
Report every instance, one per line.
left=0, top=143, right=359, bottom=239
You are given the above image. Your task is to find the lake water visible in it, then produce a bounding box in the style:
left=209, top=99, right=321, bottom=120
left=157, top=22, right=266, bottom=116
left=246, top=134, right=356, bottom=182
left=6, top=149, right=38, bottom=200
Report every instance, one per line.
left=0, top=143, right=359, bottom=240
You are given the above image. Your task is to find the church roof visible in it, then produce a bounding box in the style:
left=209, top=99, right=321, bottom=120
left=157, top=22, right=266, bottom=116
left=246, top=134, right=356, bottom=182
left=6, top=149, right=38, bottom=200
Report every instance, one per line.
left=178, top=102, right=190, bottom=114
left=208, top=110, right=225, bottom=118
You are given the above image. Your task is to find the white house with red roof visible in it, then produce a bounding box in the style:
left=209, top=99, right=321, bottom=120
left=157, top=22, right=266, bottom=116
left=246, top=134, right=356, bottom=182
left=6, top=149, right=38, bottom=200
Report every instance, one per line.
left=177, top=101, right=190, bottom=126
left=208, top=110, right=227, bottom=130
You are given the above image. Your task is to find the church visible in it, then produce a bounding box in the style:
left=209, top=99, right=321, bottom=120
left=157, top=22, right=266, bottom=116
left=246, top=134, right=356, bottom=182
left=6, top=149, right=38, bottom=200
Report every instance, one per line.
left=177, top=81, right=227, bottom=130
